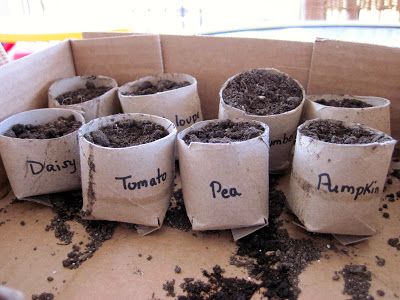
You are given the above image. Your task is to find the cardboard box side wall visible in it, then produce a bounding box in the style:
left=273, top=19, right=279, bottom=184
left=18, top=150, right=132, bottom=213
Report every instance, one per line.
left=160, top=35, right=313, bottom=119
left=71, top=34, right=164, bottom=85
left=0, top=41, right=76, bottom=197
left=308, top=38, right=400, bottom=138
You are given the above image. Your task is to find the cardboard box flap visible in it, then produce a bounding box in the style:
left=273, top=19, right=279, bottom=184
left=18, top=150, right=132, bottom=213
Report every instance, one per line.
left=71, top=35, right=164, bottom=85
left=0, top=41, right=75, bottom=121
left=161, top=35, right=313, bottom=119
left=307, top=38, right=400, bottom=139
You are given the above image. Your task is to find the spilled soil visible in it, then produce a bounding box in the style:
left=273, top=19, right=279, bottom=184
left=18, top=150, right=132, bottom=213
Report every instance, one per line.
left=44, top=192, right=117, bottom=269
left=174, top=175, right=323, bottom=300
left=340, top=264, right=372, bottom=300
left=164, top=189, right=192, bottom=231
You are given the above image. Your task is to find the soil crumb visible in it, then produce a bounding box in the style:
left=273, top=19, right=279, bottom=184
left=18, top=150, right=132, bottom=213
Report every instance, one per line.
left=375, top=256, right=385, bottom=267
left=3, top=116, right=81, bottom=139
left=85, top=119, right=168, bottom=148
left=183, top=120, right=264, bottom=145
left=55, top=81, right=112, bottom=105
left=123, top=79, right=190, bottom=96
left=300, top=119, right=390, bottom=144
left=315, top=98, right=373, bottom=108
left=42, top=191, right=116, bottom=269
left=222, top=69, right=303, bottom=115
left=165, top=189, right=192, bottom=231
left=340, top=264, right=372, bottom=300
left=32, top=292, right=54, bottom=300
left=163, top=279, right=176, bottom=297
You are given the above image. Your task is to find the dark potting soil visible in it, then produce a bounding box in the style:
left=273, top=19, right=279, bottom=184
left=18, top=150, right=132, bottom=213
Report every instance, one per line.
left=55, top=81, right=112, bottom=105
left=85, top=119, right=168, bottom=148
left=183, top=120, right=264, bottom=145
left=44, top=191, right=117, bottom=269
left=222, top=69, right=303, bottom=115
left=315, top=98, right=373, bottom=108
left=122, top=79, right=190, bottom=96
left=31, top=292, right=54, bottom=300
left=164, top=189, right=192, bottom=231
left=3, top=116, right=81, bottom=139
left=163, top=279, right=176, bottom=297
left=340, top=264, right=372, bottom=300
left=174, top=175, right=322, bottom=300
left=178, top=265, right=259, bottom=300
left=300, top=119, right=390, bottom=144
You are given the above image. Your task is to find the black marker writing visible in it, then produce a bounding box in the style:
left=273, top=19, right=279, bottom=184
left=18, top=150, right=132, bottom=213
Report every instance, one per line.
left=317, top=173, right=379, bottom=200
left=175, top=112, right=200, bottom=128
left=270, top=132, right=294, bottom=146
left=27, top=159, right=77, bottom=175
left=210, top=180, right=242, bottom=199
left=115, top=168, right=167, bottom=191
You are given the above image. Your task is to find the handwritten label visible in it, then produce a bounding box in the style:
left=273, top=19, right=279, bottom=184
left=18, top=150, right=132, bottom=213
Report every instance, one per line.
left=317, top=173, right=379, bottom=200
left=210, top=180, right=242, bottom=199
left=270, top=133, right=294, bottom=147
left=115, top=168, right=167, bottom=191
left=175, top=112, right=200, bottom=128
left=27, top=160, right=77, bottom=175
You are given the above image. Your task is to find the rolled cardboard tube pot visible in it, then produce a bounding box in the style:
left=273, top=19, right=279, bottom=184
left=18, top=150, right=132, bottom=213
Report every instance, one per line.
left=118, top=73, right=203, bottom=131
left=305, top=95, right=391, bottom=134
left=177, top=119, right=269, bottom=231
left=219, top=68, right=305, bottom=173
left=288, top=119, right=396, bottom=236
left=79, top=113, right=177, bottom=227
left=48, top=75, right=119, bottom=121
left=0, top=108, right=85, bottom=199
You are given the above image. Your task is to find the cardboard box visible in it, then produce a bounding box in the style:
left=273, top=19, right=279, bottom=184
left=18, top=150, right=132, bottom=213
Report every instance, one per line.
left=0, top=34, right=399, bottom=299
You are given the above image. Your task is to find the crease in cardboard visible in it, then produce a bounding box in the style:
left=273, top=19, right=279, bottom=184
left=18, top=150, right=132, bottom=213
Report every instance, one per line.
left=292, top=220, right=372, bottom=245
left=231, top=220, right=269, bottom=241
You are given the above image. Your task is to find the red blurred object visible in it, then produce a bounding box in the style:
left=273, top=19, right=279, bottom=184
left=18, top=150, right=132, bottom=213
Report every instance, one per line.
left=13, top=51, right=31, bottom=60
left=2, top=43, right=15, bottom=52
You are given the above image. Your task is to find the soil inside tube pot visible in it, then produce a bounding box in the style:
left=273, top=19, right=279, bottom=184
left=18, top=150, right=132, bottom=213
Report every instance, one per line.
left=121, top=79, right=190, bottom=96
left=48, top=75, right=119, bottom=122
left=79, top=113, right=177, bottom=228
left=222, top=69, right=303, bottom=115
left=219, top=68, right=306, bottom=173
left=0, top=108, right=85, bottom=199
left=84, top=119, right=169, bottom=148
left=55, top=81, right=112, bottom=105
left=3, top=116, right=81, bottom=139
left=182, top=120, right=264, bottom=144
left=304, top=95, right=391, bottom=135
left=315, top=98, right=372, bottom=108
left=178, top=119, right=269, bottom=231
left=118, top=73, right=203, bottom=135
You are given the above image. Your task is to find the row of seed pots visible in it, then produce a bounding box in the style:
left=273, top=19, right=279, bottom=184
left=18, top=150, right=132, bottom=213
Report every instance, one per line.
left=0, top=68, right=396, bottom=236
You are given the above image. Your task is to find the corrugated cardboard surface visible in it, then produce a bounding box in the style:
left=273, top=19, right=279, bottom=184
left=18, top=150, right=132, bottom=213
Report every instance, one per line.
left=308, top=39, right=400, bottom=138
left=0, top=34, right=399, bottom=299
left=0, top=172, right=399, bottom=299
